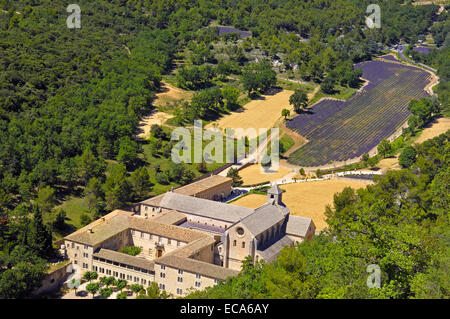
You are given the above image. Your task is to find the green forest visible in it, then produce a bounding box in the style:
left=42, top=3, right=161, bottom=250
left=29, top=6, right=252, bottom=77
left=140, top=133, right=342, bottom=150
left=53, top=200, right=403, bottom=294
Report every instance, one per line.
left=0, top=0, right=448, bottom=298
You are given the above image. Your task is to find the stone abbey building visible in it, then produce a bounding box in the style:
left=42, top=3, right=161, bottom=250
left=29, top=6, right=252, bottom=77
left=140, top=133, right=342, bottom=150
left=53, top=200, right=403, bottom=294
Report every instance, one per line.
left=63, top=175, right=315, bottom=297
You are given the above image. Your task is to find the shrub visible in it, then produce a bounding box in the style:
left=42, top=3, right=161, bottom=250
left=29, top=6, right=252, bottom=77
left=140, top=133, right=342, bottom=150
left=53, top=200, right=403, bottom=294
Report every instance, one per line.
left=399, top=146, right=417, bottom=168
left=155, top=172, right=169, bottom=185
left=119, top=246, right=142, bottom=256
left=116, top=291, right=127, bottom=299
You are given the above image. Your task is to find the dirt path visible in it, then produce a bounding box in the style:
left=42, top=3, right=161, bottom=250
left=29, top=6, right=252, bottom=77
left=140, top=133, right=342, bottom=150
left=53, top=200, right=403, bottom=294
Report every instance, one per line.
left=137, top=111, right=174, bottom=138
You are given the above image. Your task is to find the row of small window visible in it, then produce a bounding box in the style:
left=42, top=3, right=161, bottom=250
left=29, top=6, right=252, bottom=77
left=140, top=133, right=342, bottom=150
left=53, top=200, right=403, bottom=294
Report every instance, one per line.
left=70, top=243, right=90, bottom=250
left=73, top=261, right=89, bottom=268
left=177, top=279, right=201, bottom=287
left=77, top=262, right=89, bottom=269
left=160, top=269, right=201, bottom=278
left=93, top=257, right=151, bottom=274
left=74, top=253, right=89, bottom=258
left=187, top=219, right=228, bottom=229
left=233, top=240, right=246, bottom=248
left=131, top=230, right=181, bottom=247
left=93, top=266, right=148, bottom=285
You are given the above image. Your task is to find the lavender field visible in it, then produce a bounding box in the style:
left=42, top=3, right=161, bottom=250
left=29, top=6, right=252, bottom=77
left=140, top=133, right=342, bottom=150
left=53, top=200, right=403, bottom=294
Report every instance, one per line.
left=413, top=47, right=432, bottom=54
left=217, top=26, right=251, bottom=38
left=286, top=60, right=432, bottom=167
left=380, top=54, right=400, bottom=62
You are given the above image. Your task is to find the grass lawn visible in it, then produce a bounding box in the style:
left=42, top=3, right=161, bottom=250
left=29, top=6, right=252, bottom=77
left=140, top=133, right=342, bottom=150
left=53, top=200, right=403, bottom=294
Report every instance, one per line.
left=276, top=78, right=314, bottom=93
left=45, top=196, right=89, bottom=241
left=308, top=85, right=358, bottom=106
left=280, top=134, right=295, bottom=156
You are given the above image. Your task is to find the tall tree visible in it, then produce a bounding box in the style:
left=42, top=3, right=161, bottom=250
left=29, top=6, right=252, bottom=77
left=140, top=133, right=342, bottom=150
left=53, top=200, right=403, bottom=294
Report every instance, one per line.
left=226, top=168, right=243, bottom=187
left=103, top=164, right=131, bottom=211
left=289, top=89, right=308, bottom=113
left=26, top=207, right=54, bottom=259
left=377, top=139, right=392, bottom=158
left=129, top=167, right=153, bottom=200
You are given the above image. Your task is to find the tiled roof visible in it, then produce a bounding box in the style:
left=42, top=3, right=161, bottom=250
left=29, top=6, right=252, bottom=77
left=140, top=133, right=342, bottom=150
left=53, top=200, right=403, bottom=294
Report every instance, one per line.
left=139, top=176, right=231, bottom=206
left=150, top=210, right=186, bottom=225
left=156, top=255, right=239, bottom=281
left=64, top=210, right=205, bottom=246
left=156, top=192, right=254, bottom=223
left=257, top=235, right=293, bottom=261
left=128, top=216, right=205, bottom=243
left=286, top=215, right=313, bottom=238
left=65, top=213, right=130, bottom=246
left=174, top=175, right=232, bottom=196
left=93, top=248, right=155, bottom=271
left=140, top=194, right=165, bottom=206
left=240, top=202, right=286, bottom=236
left=179, top=221, right=226, bottom=235
left=172, top=237, right=217, bottom=259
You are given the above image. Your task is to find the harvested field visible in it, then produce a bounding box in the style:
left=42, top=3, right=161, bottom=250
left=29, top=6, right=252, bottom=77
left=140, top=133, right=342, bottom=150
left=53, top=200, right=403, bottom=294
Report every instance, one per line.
left=239, top=164, right=292, bottom=185
left=206, top=89, right=294, bottom=139
left=414, top=117, right=450, bottom=144
left=232, top=193, right=267, bottom=210
left=287, top=60, right=432, bottom=167
left=232, top=179, right=370, bottom=231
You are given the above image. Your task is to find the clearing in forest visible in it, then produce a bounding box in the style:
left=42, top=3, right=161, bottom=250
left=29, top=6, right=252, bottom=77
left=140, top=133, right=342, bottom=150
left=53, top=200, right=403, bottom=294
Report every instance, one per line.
left=206, top=89, right=294, bottom=139
left=153, top=82, right=193, bottom=107
left=138, top=82, right=192, bottom=138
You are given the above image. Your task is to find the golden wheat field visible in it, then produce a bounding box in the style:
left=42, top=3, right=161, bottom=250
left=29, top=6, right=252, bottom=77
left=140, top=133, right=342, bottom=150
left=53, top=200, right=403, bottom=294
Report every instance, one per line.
left=232, top=179, right=371, bottom=231
left=206, top=89, right=294, bottom=139
left=238, top=164, right=293, bottom=185
left=414, top=117, right=450, bottom=144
